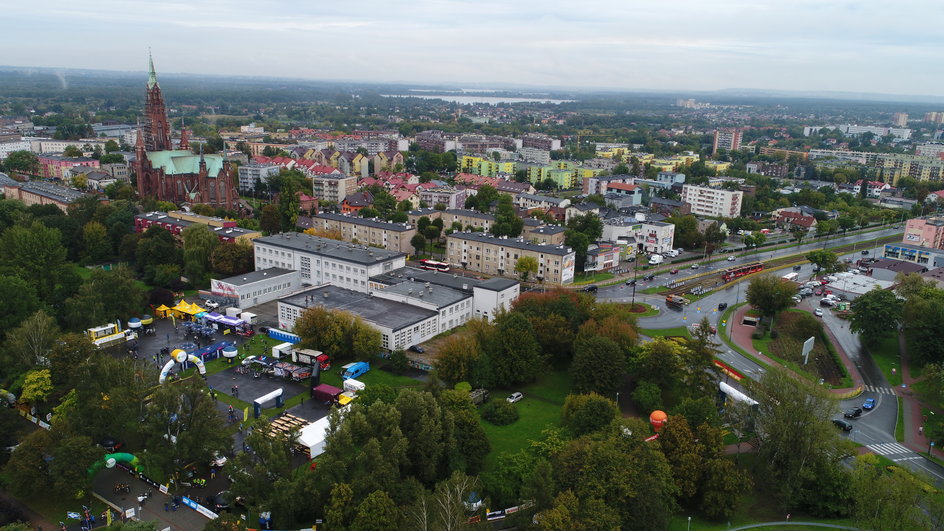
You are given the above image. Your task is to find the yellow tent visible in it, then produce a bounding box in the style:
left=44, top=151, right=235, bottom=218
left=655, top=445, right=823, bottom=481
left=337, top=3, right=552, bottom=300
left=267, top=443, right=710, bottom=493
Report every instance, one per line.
left=155, top=305, right=171, bottom=318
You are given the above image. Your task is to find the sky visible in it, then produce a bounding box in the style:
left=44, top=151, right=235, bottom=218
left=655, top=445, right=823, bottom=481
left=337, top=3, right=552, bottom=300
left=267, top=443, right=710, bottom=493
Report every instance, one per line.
left=4, top=0, right=944, bottom=97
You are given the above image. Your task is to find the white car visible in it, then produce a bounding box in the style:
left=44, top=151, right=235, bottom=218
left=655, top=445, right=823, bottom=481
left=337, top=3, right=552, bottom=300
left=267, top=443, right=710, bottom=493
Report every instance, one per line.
left=204, top=300, right=220, bottom=309
left=506, top=392, right=523, bottom=403
left=691, top=263, right=700, bottom=269
left=850, top=269, right=860, bottom=274
left=826, top=275, right=838, bottom=282
left=727, top=256, right=736, bottom=261
left=814, top=308, right=824, bottom=317
left=210, top=452, right=228, bottom=467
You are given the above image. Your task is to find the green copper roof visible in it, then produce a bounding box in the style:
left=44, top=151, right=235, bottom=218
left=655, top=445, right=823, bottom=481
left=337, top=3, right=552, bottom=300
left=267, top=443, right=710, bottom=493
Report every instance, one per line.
left=147, top=53, right=158, bottom=89
left=146, top=150, right=225, bottom=176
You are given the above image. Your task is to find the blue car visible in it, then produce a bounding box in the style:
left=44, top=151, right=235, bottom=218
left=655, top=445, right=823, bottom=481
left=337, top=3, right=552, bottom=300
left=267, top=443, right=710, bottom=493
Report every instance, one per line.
left=862, top=398, right=876, bottom=410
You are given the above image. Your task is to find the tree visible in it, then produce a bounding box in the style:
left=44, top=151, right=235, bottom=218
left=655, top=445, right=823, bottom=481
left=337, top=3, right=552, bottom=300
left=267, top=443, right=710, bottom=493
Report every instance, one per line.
left=466, top=185, right=500, bottom=213
left=81, top=221, right=111, bottom=262
left=850, top=288, right=903, bottom=342
left=561, top=393, right=619, bottom=436
left=745, top=367, right=853, bottom=511
left=0, top=276, right=41, bottom=339
left=260, top=204, right=281, bottom=234
left=410, top=233, right=426, bottom=256
left=63, top=265, right=146, bottom=330
left=514, top=255, right=538, bottom=282
left=805, top=249, right=840, bottom=275
left=2, top=151, right=39, bottom=174
left=850, top=454, right=929, bottom=531
left=181, top=224, right=219, bottom=288
left=792, top=227, right=808, bottom=244
left=570, top=335, right=626, bottom=396
left=62, top=145, right=83, bottom=157
left=746, top=275, right=795, bottom=319
left=47, top=333, right=97, bottom=386
left=352, top=490, right=401, bottom=531
left=434, top=334, right=481, bottom=384
left=325, top=483, right=356, bottom=531
left=0, top=221, right=68, bottom=302
left=210, top=241, right=254, bottom=276
left=20, top=369, right=53, bottom=404
left=482, top=313, right=546, bottom=388
left=491, top=195, right=523, bottom=237
left=4, top=310, right=59, bottom=373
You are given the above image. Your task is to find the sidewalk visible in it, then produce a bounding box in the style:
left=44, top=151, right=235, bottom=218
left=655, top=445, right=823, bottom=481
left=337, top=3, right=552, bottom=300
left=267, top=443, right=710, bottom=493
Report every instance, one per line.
left=896, top=332, right=944, bottom=460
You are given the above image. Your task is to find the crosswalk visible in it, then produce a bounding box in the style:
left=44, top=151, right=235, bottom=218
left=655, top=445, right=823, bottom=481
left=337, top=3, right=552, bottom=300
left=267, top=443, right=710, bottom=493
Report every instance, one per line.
left=864, top=385, right=896, bottom=395
left=867, top=443, right=911, bottom=456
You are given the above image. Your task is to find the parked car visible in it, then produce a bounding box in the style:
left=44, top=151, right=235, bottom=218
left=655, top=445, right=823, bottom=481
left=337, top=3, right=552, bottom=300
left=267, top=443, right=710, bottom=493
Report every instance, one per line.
left=792, top=296, right=802, bottom=304
left=826, top=275, right=838, bottom=282
left=814, top=308, right=823, bottom=317
left=814, top=289, right=823, bottom=296
left=833, top=419, right=853, bottom=432
left=850, top=269, right=860, bottom=274
left=580, top=285, right=598, bottom=293
left=862, top=398, right=876, bottom=410
left=727, top=256, right=736, bottom=261
left=718, top=302, right=728, bottom=311
left=820, top=299, right=834, bottom=307
left=506, top=392, right=523, bottom=403
left=408, top=345, right=425, bottom=353
left=204, top=300, right=220, bottom=310
left=210, top=452, right=228, bottom=467
left=844, top=407, right=863, bottom=419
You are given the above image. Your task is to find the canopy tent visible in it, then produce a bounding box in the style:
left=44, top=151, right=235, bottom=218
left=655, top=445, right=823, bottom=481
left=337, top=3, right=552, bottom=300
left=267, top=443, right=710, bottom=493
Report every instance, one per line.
left=167, top=300, right=206, bottom=321
left=154, top=305, right=171, bottom=318
left=298, top=417, right=332, bottom=458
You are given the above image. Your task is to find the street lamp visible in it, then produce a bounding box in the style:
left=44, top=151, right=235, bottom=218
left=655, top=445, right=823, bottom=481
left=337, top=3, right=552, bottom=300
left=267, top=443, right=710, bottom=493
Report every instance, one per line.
left=687, top=516, right=692, bottom=531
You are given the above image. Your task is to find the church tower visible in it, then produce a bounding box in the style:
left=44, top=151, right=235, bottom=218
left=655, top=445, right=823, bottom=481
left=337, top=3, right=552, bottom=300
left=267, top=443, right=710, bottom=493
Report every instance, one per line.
left=143, top=53, right=172, bottom=152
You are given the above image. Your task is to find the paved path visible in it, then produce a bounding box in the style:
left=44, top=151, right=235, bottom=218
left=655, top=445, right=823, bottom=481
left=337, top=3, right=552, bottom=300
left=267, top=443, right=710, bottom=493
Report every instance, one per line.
left=897, top=332, right=944, bottom=462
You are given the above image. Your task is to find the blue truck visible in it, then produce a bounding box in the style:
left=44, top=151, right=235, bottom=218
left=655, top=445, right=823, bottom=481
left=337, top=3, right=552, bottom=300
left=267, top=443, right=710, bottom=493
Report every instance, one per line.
left=341, top=361, right=370, bottom=380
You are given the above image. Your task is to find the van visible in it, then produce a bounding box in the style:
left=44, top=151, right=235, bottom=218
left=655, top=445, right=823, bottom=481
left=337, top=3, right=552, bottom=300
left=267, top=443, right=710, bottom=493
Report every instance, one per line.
left=648, top=254, right=664, bottom=265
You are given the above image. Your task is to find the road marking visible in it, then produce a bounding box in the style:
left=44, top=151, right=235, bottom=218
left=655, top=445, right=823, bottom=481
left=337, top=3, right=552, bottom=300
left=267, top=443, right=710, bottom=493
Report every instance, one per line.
left=868, top=443, right=911, bottom=456
left=865, top=385, right=895, bottom=395
left=893, top=456, right=923, bottom=462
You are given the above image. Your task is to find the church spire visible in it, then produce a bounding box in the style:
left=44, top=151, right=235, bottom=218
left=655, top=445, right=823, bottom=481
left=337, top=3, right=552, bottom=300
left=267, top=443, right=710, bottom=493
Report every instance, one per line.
left=147, top=50, right=158, bottom=89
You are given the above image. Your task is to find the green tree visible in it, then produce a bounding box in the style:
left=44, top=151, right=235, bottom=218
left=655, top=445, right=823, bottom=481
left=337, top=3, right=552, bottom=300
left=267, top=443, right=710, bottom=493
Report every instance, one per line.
left=20, top=369, right=53, bottom=404
left=491, top=194, right=523, bottom=237
left=806, top=249, right=841, bottom=275
left=0, top=221, right=68, bottom=302
left=81, top=221, right=111, bottom=261
left=395, top=390, right=445, bottom=484
left=482, top=312, right=546, bottom=388
left=4, top=310, right=60, bottom=373
left=2, top=151, right=39, bottom=174
left=210, top=241, right=255, bottom=276
left=561, top=393, right=619, bottom=436
left=792, top=227, right=808, bottom=244
left=746, top=275, right=796, bottom=319
left=570, top=335, right=626, bottom=396
left=410, top=233, right=426, bottom=256
left=63, top=265, right=146, bottom=330
left=433, top=334, right=480, bottom=384
left=850, top=288, right=903, bottom=342
left=47, top=333, right=97, bottom=387
left=181, top=224, right=219, bottom=288
left=135, top=226, right=180, bottom=284
left=514, top=255, right=539, bottom=282
left=466, top=185, right=500, bottom=212
left=352, top=490, right=400, bottom=531
left=260, top=204, right=281, bottom=234
left=850, top=455, right=929, bottom=531
left=325, top=483, right=356, bottom=531
left=63, top=145, right=83, bottom=157
left=0, top=276, right=41, bottom=338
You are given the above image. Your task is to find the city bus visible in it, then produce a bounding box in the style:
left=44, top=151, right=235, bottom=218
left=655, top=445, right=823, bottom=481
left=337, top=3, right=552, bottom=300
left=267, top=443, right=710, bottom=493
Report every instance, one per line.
left=721, top=262, right=764, bottom=283
left=418, top=259, right=451, bottom=272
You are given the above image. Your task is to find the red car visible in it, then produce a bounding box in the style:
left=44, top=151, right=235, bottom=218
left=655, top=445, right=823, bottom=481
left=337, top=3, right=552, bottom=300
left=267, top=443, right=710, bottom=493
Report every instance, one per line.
left=670, top=269, right=679, bottom=275
left=236, top=328, right=255, bottom=338
left=814, top=289, right=823, bottom=296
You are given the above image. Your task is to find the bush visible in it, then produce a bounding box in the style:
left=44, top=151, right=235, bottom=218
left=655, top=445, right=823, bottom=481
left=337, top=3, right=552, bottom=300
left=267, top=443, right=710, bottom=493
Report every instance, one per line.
left=770, top=330, right=779, bottom=339
left=751, top=331, right=765, bottom=340
left=481, top=400, right=519, bottom=425
left=454, top=381, right=472, bottom=392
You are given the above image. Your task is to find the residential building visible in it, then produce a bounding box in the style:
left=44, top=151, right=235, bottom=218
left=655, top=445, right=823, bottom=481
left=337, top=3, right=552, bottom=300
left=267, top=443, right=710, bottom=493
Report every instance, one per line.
left=518, top=147, right=550, bottom=164
left=210, top=267, right=300, bottom=309
left=520, top=133, right=561, bottom=151
left=523, top=225, right=567, bottom=246
left=601, top=218, right=675, bottom=254
left=680, top=185, right=743, bottom=218
left=253, top=232, right=407, bottom=292
left=0, top=140, right=31, bottom=160
left=420, top=187, right=467, bottom=209
left=712, top=128, right=742, bottom=156
left=37, top=155, right=99, bottom=180
left=2, top=180, right=92, bottom=212
left=903, top=217, right=944, bottom=249
left=341, top=191, right=373, bottom=214
left=313, top=212, right=416, bottom=253
left=446, top=232, right=576, bottom=285
left=915, top=143, right=944, bottom=158
left=407, top=208, right=441, bottom=225
left=649, top=197, right=690, bottom=217
left=604, top=182, right=641, bottom=206
left=585, top=245, right=620, bottom=272
left=875, top=153, right=944, bottom=184
left=893, top=113, right=909, bottom=127
left=775, top=211, right=818, bottom=232
left=582, top=174, right=635, bottom=195
left=515, top=193, right=570, bottom=211
left=808, top=149, right=878, bottom=164
left=745, top=161, right=788, bottom=178
left=312, top=173, right=359, bottom=203
left=852, top=179, right=891, bottom=198
left=441, top=209, right=495, bottom=232
left=758, top=146, right=809, bottom=161
left=924, top=112, right=944, bottom=125
left=28, top=138, right=110, bottom=155
left=371, top=150, right=405, bottom=174
left=564, top=202, right=600, bottom=223
left=238, top=163, right=280, bottom=193
left=134, top=212, right=262, bottom=243
left=495, top=180, right=535, bottom=197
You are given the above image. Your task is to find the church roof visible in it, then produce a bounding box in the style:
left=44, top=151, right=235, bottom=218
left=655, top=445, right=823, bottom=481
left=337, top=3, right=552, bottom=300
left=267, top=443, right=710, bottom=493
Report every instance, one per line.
left=147, top=53, right=158, bottom=89
left=146, top=150, right=225, bottom=176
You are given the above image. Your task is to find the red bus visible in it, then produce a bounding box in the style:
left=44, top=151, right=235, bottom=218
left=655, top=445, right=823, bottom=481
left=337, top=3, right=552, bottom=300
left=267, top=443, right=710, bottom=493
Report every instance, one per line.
left=419, top=259, right=450, bottom=272
left=722, top=262, right=764, bottom=282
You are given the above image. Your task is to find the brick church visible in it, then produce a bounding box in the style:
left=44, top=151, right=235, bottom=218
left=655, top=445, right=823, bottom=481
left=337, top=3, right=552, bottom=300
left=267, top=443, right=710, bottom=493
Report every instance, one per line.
left=134, top=54, right=238, bottom=208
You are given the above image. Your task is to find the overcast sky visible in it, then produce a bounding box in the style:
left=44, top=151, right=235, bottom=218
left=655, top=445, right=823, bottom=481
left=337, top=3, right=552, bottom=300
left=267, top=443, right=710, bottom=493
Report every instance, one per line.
left=5, top=0, right=944, bottom=96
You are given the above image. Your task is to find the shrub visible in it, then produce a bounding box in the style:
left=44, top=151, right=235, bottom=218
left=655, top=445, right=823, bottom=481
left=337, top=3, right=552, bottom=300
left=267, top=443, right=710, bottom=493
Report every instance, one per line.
left=454, top=381, right=472, bottom=392
left=481, top=400, right=519, bottom=426
left=770, top=330, right=779, bottom=339
left=751, top=331, right=765, bottom=340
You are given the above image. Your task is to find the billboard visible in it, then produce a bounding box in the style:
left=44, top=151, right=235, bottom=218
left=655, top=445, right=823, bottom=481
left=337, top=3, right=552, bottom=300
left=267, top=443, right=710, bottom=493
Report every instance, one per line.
left=561, top=253, right=576, bottom=283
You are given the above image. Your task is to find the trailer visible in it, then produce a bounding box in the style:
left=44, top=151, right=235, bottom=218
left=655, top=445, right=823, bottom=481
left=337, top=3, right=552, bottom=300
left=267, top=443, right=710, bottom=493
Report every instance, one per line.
left=272, top=342, right=293, bottom=359
left=311, top=383, right=343, bottom=404
left=273, top=362, right=312, bottom=381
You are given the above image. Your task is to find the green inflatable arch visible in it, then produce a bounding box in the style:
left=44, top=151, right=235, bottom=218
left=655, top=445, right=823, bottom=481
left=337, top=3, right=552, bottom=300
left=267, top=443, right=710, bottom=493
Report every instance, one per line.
left=87, top=452, right=141, bottom=477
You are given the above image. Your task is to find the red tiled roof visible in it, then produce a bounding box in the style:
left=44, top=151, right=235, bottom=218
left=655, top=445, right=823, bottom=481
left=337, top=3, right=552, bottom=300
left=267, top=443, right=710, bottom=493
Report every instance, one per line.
left=607, top=182, right=638, bottom=192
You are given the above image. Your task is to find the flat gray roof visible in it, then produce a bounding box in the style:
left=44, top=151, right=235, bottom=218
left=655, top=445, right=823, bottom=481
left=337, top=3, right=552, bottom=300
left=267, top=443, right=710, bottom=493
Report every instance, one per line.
left=448, top=232, right=573, bottom=256
left=256, top=233, right=405, bottom=265
left=281, top=285, right=436, bottom=331
left=477, top=277, right=518, bottom=291
left=371, top=266, right=483, bottom=292
left=518, top=193, right=567, bottom=205
left=444, top=208, right=494, bottom=220
left=531, top=225, right=566, bottom=235
left=221, top=267, right=295, bottom=287
left=380, top=280, right=470, bottom=309
left=315, top=212, right=413, bottom=232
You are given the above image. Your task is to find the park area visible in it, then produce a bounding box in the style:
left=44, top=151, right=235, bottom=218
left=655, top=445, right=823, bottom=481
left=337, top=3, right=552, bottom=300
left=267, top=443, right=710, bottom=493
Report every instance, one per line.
left=753, top=310, right=848, bottom=386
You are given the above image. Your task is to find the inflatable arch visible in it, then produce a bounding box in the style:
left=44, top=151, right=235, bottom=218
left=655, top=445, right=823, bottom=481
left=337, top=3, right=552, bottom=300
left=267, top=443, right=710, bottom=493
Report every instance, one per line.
left=159, top=349, right=207, bottom=384
left=87, top=452, right=140, bottom=477
left=253, top=388, right=284, bottom=418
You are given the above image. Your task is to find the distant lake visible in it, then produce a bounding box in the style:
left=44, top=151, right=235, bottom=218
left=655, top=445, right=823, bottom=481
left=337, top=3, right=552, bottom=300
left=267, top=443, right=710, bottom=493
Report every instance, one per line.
left=381, top=94, right=575, bottom=105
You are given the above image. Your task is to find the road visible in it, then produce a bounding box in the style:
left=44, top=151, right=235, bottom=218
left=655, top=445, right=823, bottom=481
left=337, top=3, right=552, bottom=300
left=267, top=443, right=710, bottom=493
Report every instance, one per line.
left=599, top=228, right=944, bottom=486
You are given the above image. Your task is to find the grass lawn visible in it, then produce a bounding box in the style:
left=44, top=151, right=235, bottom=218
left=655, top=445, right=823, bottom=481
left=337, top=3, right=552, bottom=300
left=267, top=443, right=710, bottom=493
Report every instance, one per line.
left=640, top=286, right=667, bottom=294
left=641, top=327, right=692, bottom=339
left=896, top=396, right=905, bottom=442
left=24, top=494, right=109, bottom=527
left=478, top=370, right=571, bottom=471
left=752, top=310, right=848, bottom=387
left=866, top=333, right=902, bottom=386
left=628, top=302, right=659, bottom=318
left=572, top=272, right=615, bottom=285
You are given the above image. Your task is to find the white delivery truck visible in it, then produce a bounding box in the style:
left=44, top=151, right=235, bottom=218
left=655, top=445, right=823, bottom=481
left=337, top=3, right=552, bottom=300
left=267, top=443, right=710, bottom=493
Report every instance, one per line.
left=649, top=254, right=664, bottom=265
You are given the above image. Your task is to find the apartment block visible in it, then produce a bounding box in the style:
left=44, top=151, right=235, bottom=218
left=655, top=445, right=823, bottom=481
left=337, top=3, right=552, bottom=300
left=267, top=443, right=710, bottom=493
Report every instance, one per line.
left=893, top=113, right=909, bottom=127
left=520, top=133, right=561, bottom=151
left=441, top=209, right=495, bottom=232
left=712, top=128, right=742, bottom=156
left=680, top=185, right=743, bottom=218
left=238, top=163, right=280, bottom=192
left=314, top=212, right=416, bottom=253
left=420, top=187, right=467, bottom=209
left=903, top=217, right=944, bottom=249
left=446, top=232, right=575, bottom=285
left=312, top=173, right=359, bottom=203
